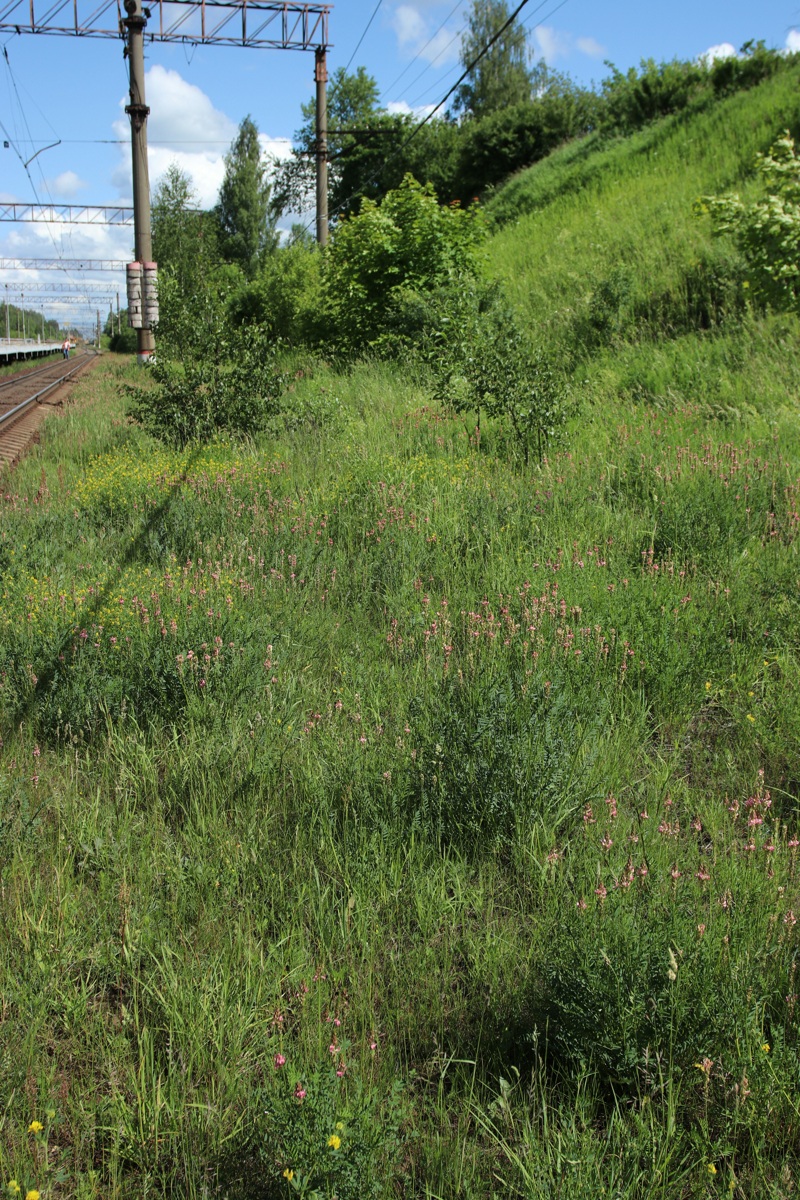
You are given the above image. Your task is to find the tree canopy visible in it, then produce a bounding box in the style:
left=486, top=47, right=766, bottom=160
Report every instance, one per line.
left=453, top=0, right=531, bottom=118
left=216, top=115, right=276, bottom=277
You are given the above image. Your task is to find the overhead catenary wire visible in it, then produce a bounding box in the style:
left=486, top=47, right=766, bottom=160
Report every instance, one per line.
left=378, top=0, right=467, bottom=103
left=0, top=46, right=98, bottom=311
left=341, top=0, right=385, bottom=77
left=405, top=0, right=565, bottom=110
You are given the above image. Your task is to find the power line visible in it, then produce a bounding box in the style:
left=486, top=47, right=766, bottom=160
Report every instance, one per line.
left=378, top=0, right=467, bottom=102
left=1, top=47, right=91, bottom=301
left=341, top=0, right=385, bottom=76
left=405, top=0, right=565, bottom=110
left=392, top=22, right=465, bottom=107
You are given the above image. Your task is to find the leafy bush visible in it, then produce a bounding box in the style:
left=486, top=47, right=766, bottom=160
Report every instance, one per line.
left=230, top=240, right=323, bottom=345
left=698, top=130, right=800, bottom=311
left=455, top=87, right=600, bottom=201
left=430, top=291, right=572, bottom=463
left=322, top=174, right=485, bottom=356
left=109, top=325, right=139, bottom=354
left=599, top=57, right=709, bottom=134
left=129, top=275, right=287, bottom=447
left=710, top=39, right=785, bottom=95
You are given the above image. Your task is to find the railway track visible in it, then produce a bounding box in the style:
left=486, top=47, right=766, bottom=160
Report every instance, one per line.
left=0, top=352, right=97, bottom=468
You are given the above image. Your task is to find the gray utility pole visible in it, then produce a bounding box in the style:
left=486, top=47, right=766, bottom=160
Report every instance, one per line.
left=97, top=309, right=101, bottom=347
left=315, top=46, right=328, bottom=247
left=123, top=0, right=155, bottom=363
left=116, top=291, right=121, bottom=334
left=4, top=285, right=9, bottom=343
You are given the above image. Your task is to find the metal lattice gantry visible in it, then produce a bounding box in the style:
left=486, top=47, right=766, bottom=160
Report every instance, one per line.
left=2, top=281, right=119, bottom=294
left=0, top=258, right=128, bottom=271
left=3, top=297, right=116, bottom=310
left=0, top=204, right=134, bottom=225
left=0, top=0, right=330, bottom=49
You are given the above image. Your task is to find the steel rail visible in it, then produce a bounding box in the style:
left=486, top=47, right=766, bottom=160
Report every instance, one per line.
left=0, top=353, right=83, bottom=393
left=0, top=353, right=95, bottom=433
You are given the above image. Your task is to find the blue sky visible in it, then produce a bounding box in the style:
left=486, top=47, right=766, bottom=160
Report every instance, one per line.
left=2, top=0, right=800, bottom=331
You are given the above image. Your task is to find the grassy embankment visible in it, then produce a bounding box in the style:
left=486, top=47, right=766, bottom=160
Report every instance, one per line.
left=2, top=65, right=800, bottom=1199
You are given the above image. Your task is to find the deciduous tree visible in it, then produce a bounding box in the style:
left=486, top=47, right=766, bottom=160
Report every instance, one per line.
left=453, top=0, right=531, bottom=119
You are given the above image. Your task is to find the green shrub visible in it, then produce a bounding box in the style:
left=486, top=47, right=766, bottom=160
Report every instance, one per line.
left=430, top=292, right=572, bottom=463
left=129, top=276, right=288, bottom=447
left=322, top=174, right=485, bottom=357
left=109, top=325, right=139, bottom=354
left=230, top=241, right=323, bottom=345
left=699, top=129, right=800, bottom=312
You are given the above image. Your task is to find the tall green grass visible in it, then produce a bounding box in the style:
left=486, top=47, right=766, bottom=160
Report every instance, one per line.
left=487, top=64, right=800, bottom=359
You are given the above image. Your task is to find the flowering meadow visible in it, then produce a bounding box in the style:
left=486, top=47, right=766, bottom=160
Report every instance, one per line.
left=0, top=339, right=799, bottom=1199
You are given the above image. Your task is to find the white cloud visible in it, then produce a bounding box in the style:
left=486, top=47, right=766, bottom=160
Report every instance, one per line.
left=47, top=170, right=87, bottom=198
left=111, top=67, right=291, bottom=209
left=387, top=99, right=436, bottom=120
left=533, top=26, right=606, bottom=64
left=786, top=29, right=800, bottom=53
left=698, top=42, right=737, bottom=65
left=533, top=25, right=571, bottom=63
left=389, top=2, right=460, bottom=66
left=259, top=134, right=294, bottom=166
left=576, top=35, right=606, bottom=59
left=392, top=3, right=426, bottom=49
left=137, top=64, right=237, bottom=146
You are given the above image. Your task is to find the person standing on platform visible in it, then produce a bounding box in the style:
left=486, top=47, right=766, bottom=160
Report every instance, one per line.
left=61, top=337, right=70, bottom=360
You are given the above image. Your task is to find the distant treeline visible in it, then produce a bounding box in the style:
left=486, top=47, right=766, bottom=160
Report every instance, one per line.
left=0, top=301, right=63, bottom=341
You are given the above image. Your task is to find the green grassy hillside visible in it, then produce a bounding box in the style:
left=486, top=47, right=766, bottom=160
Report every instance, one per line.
left=2, top=68, right=800, bottom=1200
left=488, top=63, right=800, bottom=344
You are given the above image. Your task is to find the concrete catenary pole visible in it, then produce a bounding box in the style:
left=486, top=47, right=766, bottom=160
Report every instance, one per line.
left=4, top=285, right=9, bottom=343
left=123, top=0, right=155, bottom=363
left=315, top=46, right=328, bottom=247
left=116, top=291, right=121, bottom=334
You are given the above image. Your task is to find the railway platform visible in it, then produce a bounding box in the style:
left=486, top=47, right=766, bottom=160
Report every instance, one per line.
left=0, top=340, right=65, bottom=363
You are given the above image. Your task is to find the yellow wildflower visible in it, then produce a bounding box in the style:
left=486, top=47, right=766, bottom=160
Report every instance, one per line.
left=26, top=1192, right=41, bottom=1200
left=707, top=1163, right=717, bottom=1175
left=282, top=1168, right=294, bottom=1181
left=327, top=1134, right=341, bottom=1150
left=746, top=714, right=755, bottom=723
left=27, top=1120, right=43, bottom=1135
left=7, top=1183, right=21, bottom=1196
left=762, top=1042, right=770, bottom=1053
